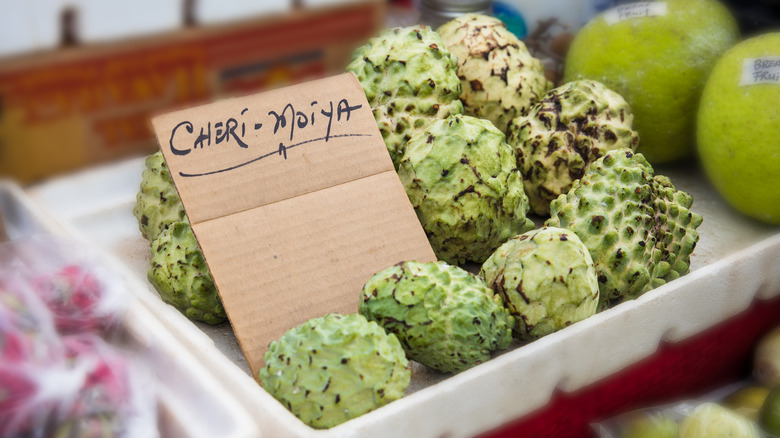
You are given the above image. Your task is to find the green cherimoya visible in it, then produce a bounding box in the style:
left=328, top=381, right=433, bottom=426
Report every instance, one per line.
left=346, top=25, right=463, bottom=168
left=506, top=80, right=640, bottom=215
left=437, top=13, right=552, bottom=133
left=480, top=227, right=599, bottom=341
left=359, top=261, right=514, bottom=373
left=648, top=175, right=703, bottom=286
left=398, top=115, right=534, bottom=265
left=258, top=313, right=410, bottom=429
left=133, top=151, right=186, bottom=241
left=545, top=149, right=702, bottom=310
left=147, top=221, right=226, bottom=325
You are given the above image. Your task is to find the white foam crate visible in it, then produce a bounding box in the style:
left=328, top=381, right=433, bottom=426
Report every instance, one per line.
left=0, top=180, right=259, bottom=438
left=25, top=158, right=780, bottom=437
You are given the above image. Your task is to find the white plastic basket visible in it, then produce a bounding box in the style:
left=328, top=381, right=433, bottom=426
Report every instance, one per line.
left=24, top=158, right=780, bottom=437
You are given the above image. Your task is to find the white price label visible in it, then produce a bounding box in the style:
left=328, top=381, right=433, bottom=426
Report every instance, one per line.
left=740, top=57, right=780, bottom=86
left=603, top=2, right=668, bottom=25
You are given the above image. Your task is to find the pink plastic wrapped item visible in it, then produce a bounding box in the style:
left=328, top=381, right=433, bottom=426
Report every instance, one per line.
left=61, top=334, right=157, bottom=438
left=0, top=333, right=157, bottom=438
left=32, top=263, right=122, bottom=334
left=2, top=235, right=127, bottom=335
left=0, top=236, right=157, bottom=438
left=0, top=274, right=61, bottom=363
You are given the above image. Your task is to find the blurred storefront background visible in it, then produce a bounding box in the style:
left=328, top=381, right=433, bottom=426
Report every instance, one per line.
left=0, top=0, right=385, bottom=184
left=0, top=0, right=777, bottom=184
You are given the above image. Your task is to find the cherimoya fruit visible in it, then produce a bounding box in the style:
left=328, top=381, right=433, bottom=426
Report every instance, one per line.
left=258, top=313, right=410, bottom=429
left=359, top=260, right=514, bottom=373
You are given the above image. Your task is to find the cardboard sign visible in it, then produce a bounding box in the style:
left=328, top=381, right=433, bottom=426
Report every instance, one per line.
left=152, top=73, right=436, bottom=377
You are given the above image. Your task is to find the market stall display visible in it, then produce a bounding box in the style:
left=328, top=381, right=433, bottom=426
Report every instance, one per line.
left=14, top=1, right=780, bottom=436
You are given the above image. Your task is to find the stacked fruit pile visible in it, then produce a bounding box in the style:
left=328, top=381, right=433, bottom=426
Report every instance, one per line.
left=133, top=152, right=226, bottom=326
left=132, top=0, right=778, bottom=429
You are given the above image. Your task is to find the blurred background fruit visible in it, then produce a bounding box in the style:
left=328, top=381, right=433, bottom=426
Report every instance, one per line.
left=696, top=32, right=780, bottom=225
left=564, top=0, right=740, bottom=164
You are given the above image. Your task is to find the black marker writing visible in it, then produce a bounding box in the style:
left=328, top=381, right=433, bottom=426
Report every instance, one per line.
left=168, top=99, right=363, bottom=157
left=170, top=121, right=194, bottom=156
left=169, top=109, right=250, bottom=155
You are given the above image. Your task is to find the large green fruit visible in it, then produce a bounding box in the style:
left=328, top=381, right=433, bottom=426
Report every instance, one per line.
left=133, top=151, right=186, bottom=241
left=480, top=227, right=599, bottom=341
left=147, top=221, right=226, bottom=325
left=398, top=114, right=534, bottom=265
left=259, top=313, right=410, bottom=429
left=545, top=149, right=702, bottom=310
left=564, top=0, right=739, bottom=164
left=359, top=261, right=514, bottom=373
left=697, top=33, right=780, bottom=225
left=437, top=13, right=551, bottom=133
left=346, top=25, right=463, bottom=168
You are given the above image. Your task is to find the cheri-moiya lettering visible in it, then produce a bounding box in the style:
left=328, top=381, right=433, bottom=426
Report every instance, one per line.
left=169, top=98, right=362, bottom=156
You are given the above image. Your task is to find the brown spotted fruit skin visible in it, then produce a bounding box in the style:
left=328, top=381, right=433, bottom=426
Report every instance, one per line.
left=506, top=80, right=640, bottom=216
left=148, top=221, right=226, bottom=325
left=480, top=227, right=599, bottom=341
left=545, top=149, right=702, bottom=311
left=133, top=151, right=186, bottom=241
left=438, top=13, right=552, bottom=134
left=359, top=261, right=514, bottom=373
left=398, top=114, right=535, bottom=265
left=346, top=25, right=463, bottom=168
left=259, top=313, right=410, bottom=429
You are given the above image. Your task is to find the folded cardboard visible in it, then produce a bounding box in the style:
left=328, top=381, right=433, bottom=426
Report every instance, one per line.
left=152, top=72, right=436, bottom=376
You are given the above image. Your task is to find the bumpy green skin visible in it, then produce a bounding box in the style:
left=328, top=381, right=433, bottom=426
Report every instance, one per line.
left=133, top=152, right=186, bottom=241
left=648, top=175, right=703, bottom=288
left=506, top=80, right=640, bottom=215
left=259, top=313, right=410, bottom=429
left=545, top=149, right=702, bottom=310
left=479, top=227, right=599, bottom=341
left=359, top=261, right=514, bottom=373
left=398, top=115, right=535, bottom=265
left=346, top=25, right=463, bottom=168
left=147, top=221, right=226, bottom=325
left=678, top=403, right=761, bottom=438
left=437, top=14, right=551, bottom=133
